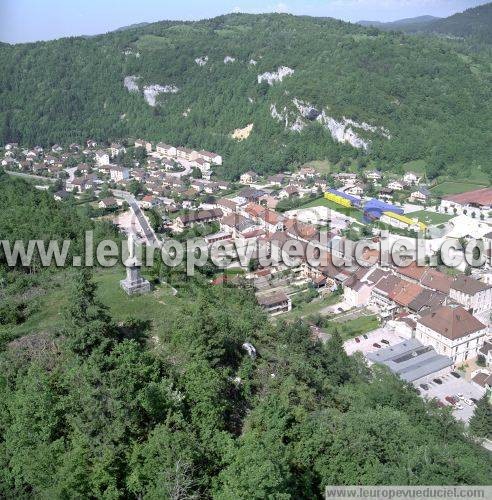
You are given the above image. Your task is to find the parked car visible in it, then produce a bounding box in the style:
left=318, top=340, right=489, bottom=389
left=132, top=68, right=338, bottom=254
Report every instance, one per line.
left=363, top=334, right=368, bottom=339
left=445, top=395, right=457, bottom=405
left=433, top=378, right=443, bottom=385
left=462, top=398, right=473, bottom=406
left=450, top=371, right=461, bottom=379
left=420, top=384, right=429, bottom=390
left=355, top=337, right=360, bottom=343
left=456, top=393, right=463, bottom=399
left=373, top=343, right=381, bottom=349
left=471, top=398, right=478, bottom=405
left=455, top=403, right=464, bottom=410
left=381, top=339, right=390, bottom=345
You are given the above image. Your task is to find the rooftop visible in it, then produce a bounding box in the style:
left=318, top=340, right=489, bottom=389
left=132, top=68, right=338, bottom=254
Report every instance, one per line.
left=417, top=305, right=486, bottom=341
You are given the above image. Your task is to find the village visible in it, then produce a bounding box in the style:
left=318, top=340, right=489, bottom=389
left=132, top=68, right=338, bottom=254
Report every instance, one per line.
left=3, top=138, right=492, bottom=426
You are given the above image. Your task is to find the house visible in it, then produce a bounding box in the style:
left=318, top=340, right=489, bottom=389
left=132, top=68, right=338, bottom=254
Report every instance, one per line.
left=449, top=275, right=492, bottom=314
left=135, top=139, right=152, bottom=152
left=54, top=190, right=70, bottom=201
left=240, top=171, right=258, bottom=185
left=109, top=166, right=130, bottom=182
left=67, top=174, right=96, bottom=193
left=343, top=183, right=364, bottom=197
left=51, top=144, right=63, bottom=153
left=95, top=150, right=110, bottom=167
left=369, top=275, right=403, bottom=318
left=478, top=340, right=492, bottom=367
left=410, top=187, right=431, bottom=203
left=215, top=198, right=238, bottom=215
left=110, top=143, right=126, bottom=158
left=256, top=291, right=292, bottom=315
left=387, top=180, right=405, bottom=191
left=416, top=305, right=488, bottom=363
left=403, top=171, right=422, bottom=185
left=297, top=166, right=317, bottom=179
left=98, top=197, right=118, bottom=209
left=220, top=213, right=256, bottom=238
left=279, top=185, right=299, bottom=199
left=366, top=170, right=382, bottom=182
left=268, top=174, right=287, bottom=186
left=379, top=187, right=394, bottom=201
left=173, top=208, right=223, bottom=232
left=238, top=188, right=266, bottom=203
left=258, top=209, right=284, bottom=233
left=156, top=143, right=177, bottom=157
left=140, top=195, right=159, bottom=209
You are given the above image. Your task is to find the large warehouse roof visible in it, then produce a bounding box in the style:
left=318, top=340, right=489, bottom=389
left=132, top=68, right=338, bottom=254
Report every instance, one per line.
left=444, top=187, right=492, bottom=207
left=367, top=338, right=453, bottom=382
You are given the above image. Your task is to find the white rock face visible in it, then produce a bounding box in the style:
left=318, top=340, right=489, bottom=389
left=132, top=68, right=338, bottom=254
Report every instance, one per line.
left=249, top=59, right=257, bottom=65
left=195, top=56, right=208, bottom=66
left=258, top=66, right=294, bottom=85
left=270, top=98, right=390, bottom=150
left=142, top=84, right=179, bottom=107
left=224, top=56, right=236, bottom=64
left=123, top=75, right=139, bottom=93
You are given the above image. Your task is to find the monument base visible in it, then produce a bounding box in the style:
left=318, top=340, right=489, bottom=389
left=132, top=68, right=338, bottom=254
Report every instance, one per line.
left=120, top=265, right=151, bottom=295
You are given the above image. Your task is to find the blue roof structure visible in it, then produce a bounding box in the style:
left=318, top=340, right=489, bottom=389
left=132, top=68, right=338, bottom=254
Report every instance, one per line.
left=363, top=198, right=404, bottom=222
left=327, top=189, right=363, bottom=208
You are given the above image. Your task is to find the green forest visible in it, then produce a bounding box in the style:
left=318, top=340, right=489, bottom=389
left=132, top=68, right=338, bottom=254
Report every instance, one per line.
left=1, top=174, right=492, bottom=498
left=0, top=11, right=491, bottom=179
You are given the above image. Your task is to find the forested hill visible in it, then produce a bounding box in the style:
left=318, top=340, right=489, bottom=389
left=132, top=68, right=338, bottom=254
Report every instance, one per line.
left=1, top=12, right=491, bottom=179
left=422, top=2, right=492, bottom=43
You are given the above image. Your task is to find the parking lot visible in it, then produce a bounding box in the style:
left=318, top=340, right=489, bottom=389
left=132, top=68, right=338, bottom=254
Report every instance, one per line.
left=414, top=371, right=485, bottom=423
left=344, top=325, right=411, bottom=356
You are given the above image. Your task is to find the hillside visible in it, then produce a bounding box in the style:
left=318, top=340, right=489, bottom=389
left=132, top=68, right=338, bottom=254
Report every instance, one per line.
left=423, top=2, right=492, bottom=43
left=0, top=13, right=491, bottom=179
left=359, top=3, right=492, bottom=43
left=358, top=16, right=441, bottom=31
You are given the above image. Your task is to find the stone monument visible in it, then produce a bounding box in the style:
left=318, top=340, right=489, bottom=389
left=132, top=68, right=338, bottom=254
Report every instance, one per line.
left=120, top=233, right=151, bottom=295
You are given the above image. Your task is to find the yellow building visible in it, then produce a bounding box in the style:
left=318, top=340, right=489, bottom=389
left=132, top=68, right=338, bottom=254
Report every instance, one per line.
left=381, top=211, right=427, bottom=232
left=324, top=191, right=352, bottom=208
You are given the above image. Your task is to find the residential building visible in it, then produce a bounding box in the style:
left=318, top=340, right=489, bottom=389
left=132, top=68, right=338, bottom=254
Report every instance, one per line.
left=95, top=150, right=110, bottom=167
left=110, top=166, right=130, bottom=182
left=156, top=143, right=177, bottom=157
left=135, top=139, right=152, bottom=152
left=387, top=180, right=405, bottom=191
left=98, top=197, right=118, bottom=209
left=416, top=305, right=488, bottom=363
left=403, top=171, right=422, bottom=185
left=256, top=291, right=292, bottom=315
left=449, top=275, right=492, bottom=314
left=240, top=171, right=258, bottom=184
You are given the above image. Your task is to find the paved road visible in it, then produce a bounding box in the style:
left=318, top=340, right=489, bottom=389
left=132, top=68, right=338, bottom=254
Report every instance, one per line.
left=112, top=190, right=160, bottom=247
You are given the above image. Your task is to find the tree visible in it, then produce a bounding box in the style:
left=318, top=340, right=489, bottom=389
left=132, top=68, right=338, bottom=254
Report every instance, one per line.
left=469, top=395, right=492, bottom=440
left=63, top=269, right=116, bottom=356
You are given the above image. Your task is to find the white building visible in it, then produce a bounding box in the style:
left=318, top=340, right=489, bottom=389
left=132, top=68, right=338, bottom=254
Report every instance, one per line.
left=95, top=150, right=110, bottom=167
left=416, top=305, right=488, bottom=363
left=439, top=188, right=492, bottom=219
left=109, top=166, right=130, bottom=182
left=387, top=180, right=405, bottom=191
left=197, top=150, right=222, bottom=166
left=156, top=143, right=177, bottom=157
left=449, top=275, right=492, bottom=314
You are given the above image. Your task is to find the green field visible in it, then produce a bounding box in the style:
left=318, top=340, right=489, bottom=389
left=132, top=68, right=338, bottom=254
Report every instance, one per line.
left=430, top=181, right=487, bottom=196
left=332, top=315, right=380, bottom=341
left=8, top=268, right=180, bottom=338
left=406, top=210, right=453, bottom=225
left=298, top=197, right=365, bottom=222
left=403, top=160, right=427, bottom=174
left=302, top=160, right=332, bottom=175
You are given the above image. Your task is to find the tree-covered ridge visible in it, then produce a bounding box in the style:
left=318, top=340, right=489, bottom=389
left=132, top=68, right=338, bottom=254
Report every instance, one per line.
left=422, top=2, right=492, bottom=44
left=0, top=13, right=491, bottom=178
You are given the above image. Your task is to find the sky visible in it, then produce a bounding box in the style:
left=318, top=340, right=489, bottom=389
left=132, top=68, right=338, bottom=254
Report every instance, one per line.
left=0, top=0, right=488, bottom=44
